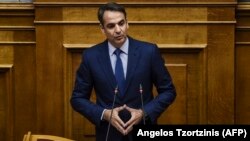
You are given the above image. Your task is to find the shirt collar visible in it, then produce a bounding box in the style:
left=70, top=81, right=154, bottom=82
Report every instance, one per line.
left=108, top=37, right=129, bottom=56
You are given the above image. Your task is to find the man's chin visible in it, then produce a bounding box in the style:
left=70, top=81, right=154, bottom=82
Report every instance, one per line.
left=115, top=39, right=125, bottom=45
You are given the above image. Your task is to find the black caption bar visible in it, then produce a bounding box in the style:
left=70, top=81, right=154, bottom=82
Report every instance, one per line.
left=132, top=125, right=250, bottom=140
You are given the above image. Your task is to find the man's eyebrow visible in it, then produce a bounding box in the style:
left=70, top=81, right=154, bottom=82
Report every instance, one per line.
left=118, top=19, right=125, bottom=23
left=106, top=19, right=125, bottom=25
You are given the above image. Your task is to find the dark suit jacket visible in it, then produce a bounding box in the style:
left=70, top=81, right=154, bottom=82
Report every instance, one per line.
left=70, top=37, right=176, bottom=141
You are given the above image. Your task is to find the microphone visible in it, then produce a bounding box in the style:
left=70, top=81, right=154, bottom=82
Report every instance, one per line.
left=139, top=84, right=146, bottom=125
left=105, top=86, right=118, bottom=141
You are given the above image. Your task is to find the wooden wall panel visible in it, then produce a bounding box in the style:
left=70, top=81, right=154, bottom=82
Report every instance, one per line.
left=63, top=25, right=104, bottom=44
left=61, top=7, right=208, bottom=21
left=236, top=2, right=250, bottom=124
left=64, top=47, right=96, bottom=141
left=161, top=46, right=208, bottom=124
left=160, top=64, right=188, bottom=124
left=0, top=72, right=7, bottom=141
left=207, top=25, right=235, bottom=124
left=0, top=17, right=34, bottom=26
left=13, top=45, right=36, bottom=141
left=35, top=5, right=65, bottom=136
left=129, top=25, right=207, bottom=44
left=36, top=25, right=65, bottom=135
left=0, top=46, right=13, bottom=64
left=0, top=65, right=13, bottom=141
left=236, top=45, right=250, bottom=124
left=0, top=3, right=36, bottom=141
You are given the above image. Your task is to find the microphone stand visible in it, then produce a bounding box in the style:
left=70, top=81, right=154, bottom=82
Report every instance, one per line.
left=105, top=86, right=118, bottom=141
left=140, top=84, right=146, bottom=125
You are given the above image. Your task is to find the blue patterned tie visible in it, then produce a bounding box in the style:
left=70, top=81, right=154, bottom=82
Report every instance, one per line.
left=114, top=48, right=125, bottom=96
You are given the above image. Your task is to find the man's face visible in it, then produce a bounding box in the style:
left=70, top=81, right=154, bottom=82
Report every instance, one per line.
left=101, top=11, right=129, bottom=48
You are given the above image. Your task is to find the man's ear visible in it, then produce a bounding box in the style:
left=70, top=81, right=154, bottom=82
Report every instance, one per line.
left=126, top=19, right=129, bottom=29
left=100, top=24, right=105, bottom=34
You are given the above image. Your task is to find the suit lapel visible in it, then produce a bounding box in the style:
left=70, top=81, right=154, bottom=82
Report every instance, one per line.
left=123, top=38, right=141, bottom=97
left=97, top=41, right=116, bottom=90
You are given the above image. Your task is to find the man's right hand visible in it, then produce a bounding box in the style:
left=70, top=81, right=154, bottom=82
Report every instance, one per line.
left=103, top=105, right=126, bottom=135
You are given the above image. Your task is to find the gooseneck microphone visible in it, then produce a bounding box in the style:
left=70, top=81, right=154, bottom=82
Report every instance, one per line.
left=139, top=84, right=146, bottom=125
left=105, top=86, right=118, bottom=141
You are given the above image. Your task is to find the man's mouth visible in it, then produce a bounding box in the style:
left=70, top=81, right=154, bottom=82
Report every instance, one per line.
left=115, top=35, right=123, bottom=40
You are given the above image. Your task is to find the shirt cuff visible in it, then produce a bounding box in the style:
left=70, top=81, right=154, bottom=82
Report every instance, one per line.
left=101, top=109, right=107, bottom=120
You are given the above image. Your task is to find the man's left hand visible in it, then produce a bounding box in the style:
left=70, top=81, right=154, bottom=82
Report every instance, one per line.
left=123, top=105, right=144, bottom=135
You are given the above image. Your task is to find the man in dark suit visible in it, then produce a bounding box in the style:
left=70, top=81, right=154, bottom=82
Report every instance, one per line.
left=70, top=2, right=176, bottom=141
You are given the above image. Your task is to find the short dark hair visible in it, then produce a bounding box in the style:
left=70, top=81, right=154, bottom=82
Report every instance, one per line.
left=97, top=2, right=127, bottom=26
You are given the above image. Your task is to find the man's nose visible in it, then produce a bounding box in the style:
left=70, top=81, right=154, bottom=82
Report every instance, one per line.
left=114, top=24, right=121, bottom=33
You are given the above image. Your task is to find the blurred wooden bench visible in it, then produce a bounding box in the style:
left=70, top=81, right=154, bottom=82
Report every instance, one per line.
left=23, top=131, right=75, bottom=141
